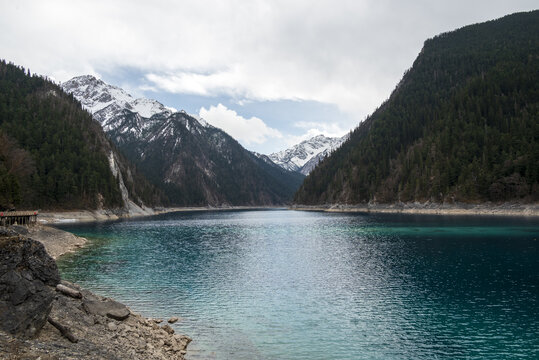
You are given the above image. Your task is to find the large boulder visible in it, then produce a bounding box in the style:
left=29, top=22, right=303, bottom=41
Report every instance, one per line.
left=82, top=298, right=130, bottom=320
left=0, top=234, right=60, bottom=338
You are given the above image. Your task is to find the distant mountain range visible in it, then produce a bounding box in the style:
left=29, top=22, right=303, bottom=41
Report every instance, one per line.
left=4, top=11, right=536, bottom=211
left=63, top=76, right=304, bottom=206
left=63, top=76, right=344, bottom=177
left=268, top=135, right=346, bottom=175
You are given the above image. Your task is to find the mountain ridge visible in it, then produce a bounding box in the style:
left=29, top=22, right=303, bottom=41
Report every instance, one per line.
left=294, top=10, right=539, bottom=205
left=63, top=75, right=176, bottom=120
left=63, top=76, right=304, bottom=206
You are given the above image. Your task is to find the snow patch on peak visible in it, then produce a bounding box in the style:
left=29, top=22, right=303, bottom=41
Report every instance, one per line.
left=62, top=75, right=212, bottom=138
left=187, top=113, right=212, bottom=128
left=131, top=98, right=171, bottom=118
left=62, top=75, right=173, bottom=124
left=268, top=134, right=347, bottom=175
left=63, top=75, right=134, bottom=115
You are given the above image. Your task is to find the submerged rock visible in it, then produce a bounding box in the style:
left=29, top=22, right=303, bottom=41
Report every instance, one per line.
left=0, top=235, right=60, bottom=338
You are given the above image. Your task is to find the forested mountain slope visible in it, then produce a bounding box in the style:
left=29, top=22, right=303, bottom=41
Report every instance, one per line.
left=295, top=11, right=539, bottom=205
left=0, top=60, right=163, bottom=210
left=113, top=109, right=305, bottom=206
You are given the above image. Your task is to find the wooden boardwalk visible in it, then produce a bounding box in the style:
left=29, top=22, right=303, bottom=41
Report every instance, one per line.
left=0, top=211, right=38, bottom=226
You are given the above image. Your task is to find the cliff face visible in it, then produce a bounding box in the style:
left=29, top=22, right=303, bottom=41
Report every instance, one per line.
left=294, top=11, right=539, bottom=205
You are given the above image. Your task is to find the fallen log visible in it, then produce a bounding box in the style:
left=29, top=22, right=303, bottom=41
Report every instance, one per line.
left=56, top=284, right=82, bottom=299
left=48, top=317, right=78, bottom=343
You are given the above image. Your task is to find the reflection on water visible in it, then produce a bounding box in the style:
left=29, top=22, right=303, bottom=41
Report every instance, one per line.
left=57, top=211, right=539, bottom=359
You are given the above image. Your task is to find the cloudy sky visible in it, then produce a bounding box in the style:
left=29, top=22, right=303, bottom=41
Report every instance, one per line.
left=1, top=1, right=536, bottom=153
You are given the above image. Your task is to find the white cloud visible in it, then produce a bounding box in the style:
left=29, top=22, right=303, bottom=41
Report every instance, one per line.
left=294, top=121, right=348, bottom=137
left=1, top=0, right=535, bottom=122
left=198, top=104, right=348, bottom=152
left=199, top=104, right=282, bottom=146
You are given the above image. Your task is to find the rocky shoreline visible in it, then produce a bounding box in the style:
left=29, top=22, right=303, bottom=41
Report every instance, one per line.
left=37, top=208, right=179, bottom=224
left=26, top=225, right=88, bottom=259
left=38, top=206, right=285, bottom=225
left=291, top=201, right=539, bottom=217
left=0, top=227, right=191, bottom=360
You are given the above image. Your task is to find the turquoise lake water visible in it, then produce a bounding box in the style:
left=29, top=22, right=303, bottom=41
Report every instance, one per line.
left=56, top=210, right=539, bottom=359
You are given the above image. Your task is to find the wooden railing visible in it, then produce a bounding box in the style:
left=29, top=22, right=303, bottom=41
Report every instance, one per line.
left=0, top=211, right=38, bottom=226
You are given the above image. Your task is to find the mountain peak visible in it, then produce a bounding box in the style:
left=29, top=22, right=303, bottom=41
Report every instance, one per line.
left=62, top=75, right=174, bottom=120
left=269, top=134, right=346, bottom=175
left=67, top=74, right=98, bottom=83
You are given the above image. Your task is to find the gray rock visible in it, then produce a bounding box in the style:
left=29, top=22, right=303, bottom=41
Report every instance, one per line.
left=0, top=228, right=17, bottom=237
left=168, top=316, right=179, bottom=324
left=9, top=225, right=29, bottom=235
left=162, top=324, right=174, bottom=335
left=179, top=335, right=192, bottom=346
left=0, top=236, right=60, bottom=338
left=83, top=299, right=130, bottom=320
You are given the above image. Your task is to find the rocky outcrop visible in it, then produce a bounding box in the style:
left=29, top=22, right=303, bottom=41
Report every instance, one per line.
left=0, top=280, right=191, bottom=359
left=0, top=233, right=60, bottom=338
left=0, top=229, right=191, bottom=359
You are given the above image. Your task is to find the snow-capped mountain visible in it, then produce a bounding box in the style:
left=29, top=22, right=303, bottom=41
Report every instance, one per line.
left=62, top=75, right=304, bottom=206
left=62, top=75, right=216, bottom=148
left=63, top=75, right=175, bottom=117
left=269, top=134, right=347, bottom=175
left=62, top=75, right=180, bottom=132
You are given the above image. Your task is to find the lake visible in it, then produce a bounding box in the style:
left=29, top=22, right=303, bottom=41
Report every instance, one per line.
left=56, top=210, right=539, bottom=359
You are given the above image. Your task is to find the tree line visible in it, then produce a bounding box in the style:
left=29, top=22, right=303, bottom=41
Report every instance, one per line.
left=0, top=60, right=163, bottom=210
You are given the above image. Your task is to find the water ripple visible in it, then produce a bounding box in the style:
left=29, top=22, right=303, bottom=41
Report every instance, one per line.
left=57, top=210, right=539, bottom=359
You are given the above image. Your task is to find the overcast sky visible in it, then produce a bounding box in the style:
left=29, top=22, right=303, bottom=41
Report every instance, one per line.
left=1, top=1, right=537, bottom=153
